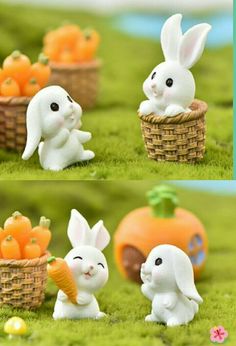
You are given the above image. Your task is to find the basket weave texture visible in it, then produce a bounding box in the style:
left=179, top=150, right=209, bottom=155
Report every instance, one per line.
left=139, top=99, right=207, bottom=163
left=0, top=252, right=49, bottom=310
left=49, top=59, right=101, bottom=109
left=0, top=96, right=30, bottom=152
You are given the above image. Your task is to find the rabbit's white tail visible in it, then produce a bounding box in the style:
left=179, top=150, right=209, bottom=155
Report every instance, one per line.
left=191, top=300, right=199, bottom=314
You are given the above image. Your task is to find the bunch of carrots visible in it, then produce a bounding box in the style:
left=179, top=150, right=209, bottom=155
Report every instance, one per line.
left=0, top=51, right=51, bottom=97
left=43, top=24, right=100, bottom=64
left=0, top=211, right=51, bottom=260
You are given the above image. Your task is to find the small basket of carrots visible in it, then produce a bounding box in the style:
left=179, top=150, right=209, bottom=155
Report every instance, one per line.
left=0, top=50, right=51, bottom=151
left=43, top=24, right=101, bottom=109
left=0, top=212, right=52, bottom=310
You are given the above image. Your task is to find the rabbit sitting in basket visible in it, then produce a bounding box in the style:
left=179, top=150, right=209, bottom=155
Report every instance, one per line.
left=140, top=244, right=203, bottom=326
left=139, top=14, right=211, bottom=117
left=22, top=86, right=94, bottom=171
left=53, top=209, right=110, bottom=320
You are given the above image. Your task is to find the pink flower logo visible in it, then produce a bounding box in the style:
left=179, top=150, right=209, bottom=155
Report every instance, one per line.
left=210, top=326, right=228, bottom=343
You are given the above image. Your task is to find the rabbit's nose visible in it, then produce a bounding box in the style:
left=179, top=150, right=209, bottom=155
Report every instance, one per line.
left=151, top=83, right=156, bottom=89
left=89, top=265, right=94, bottom=270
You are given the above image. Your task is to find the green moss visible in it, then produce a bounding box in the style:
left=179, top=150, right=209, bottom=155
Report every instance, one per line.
left=0, top=181, right=235, bottom=345
left=0, top=3, right=233, bottom=180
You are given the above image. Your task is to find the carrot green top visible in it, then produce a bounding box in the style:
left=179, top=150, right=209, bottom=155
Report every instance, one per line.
left=39, top=216, right=51, bottom=228
left=47, top=256, right=56, bottom=264
left=38, top=53, right=49, bottom=65
left=147, top=185, right=178, bottom=218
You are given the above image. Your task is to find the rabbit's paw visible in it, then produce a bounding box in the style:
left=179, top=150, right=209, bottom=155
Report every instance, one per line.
left=166, top=317, right=180, bottom=327
left=57, top=290, right=68, bottom=302
left=80, top=150, right=95, bottom=161
left=46, top=165, right=63, bottom=172
left=77, top=292, right=92, bottom=305
left=145, top=313, right=159, bottom=322
left=138, top=100, right=155, bottom=116
left=165, top=105, right=186, bottom=116
left=163, top=296, right=176, bottom=310
left=95, top=312, right=106, bottom=320
left=53, top=311, right=64, bottom=320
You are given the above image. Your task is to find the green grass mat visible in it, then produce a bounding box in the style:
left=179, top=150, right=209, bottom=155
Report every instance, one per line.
left=0, top=181, right=235, bottom=345
left=0, top=3, right=233, bottom=179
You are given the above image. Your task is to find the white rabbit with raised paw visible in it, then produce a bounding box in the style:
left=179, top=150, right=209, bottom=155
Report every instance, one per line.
left=140, top=244, right=203, bottom=326
left=22, top=85, right=95, bottom=171
left=139, top=14, right=211, bottom=116
left=53, top=209, right=110, bottom=320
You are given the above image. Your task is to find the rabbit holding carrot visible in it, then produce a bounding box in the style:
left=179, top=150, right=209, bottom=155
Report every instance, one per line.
left=49, top=209, right=110, bottom=320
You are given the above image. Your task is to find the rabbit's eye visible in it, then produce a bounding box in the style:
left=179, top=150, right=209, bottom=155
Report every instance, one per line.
left=67, top=95, right=73, bottom=103
left=73, top=256, right=83, bottom=260
left=50, top=102, right=59, bottom=111
left=166, top=78, right=173, bottom=87
left=151, top=72, right=156, bottom=80
left=98, top=263, right=104, bottom=268
left=155, top=258, right=162, bottom=266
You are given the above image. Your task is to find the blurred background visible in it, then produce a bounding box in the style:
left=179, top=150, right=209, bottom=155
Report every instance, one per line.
left=4, top=0, right=233, bottom=48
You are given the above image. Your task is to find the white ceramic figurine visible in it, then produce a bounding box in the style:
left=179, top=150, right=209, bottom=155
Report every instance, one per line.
left=53, top=209, right=110, bottom=320
left=140, top=244, right=203, bottom=326
left=139, top=14, right=211, bottom=116
left=22, top=86, right=94, bottom=171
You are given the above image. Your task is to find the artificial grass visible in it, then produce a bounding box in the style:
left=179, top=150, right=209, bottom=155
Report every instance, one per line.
left=0, top=181, right=236, bottom=345
left=0, top=2, right=233, bottom=180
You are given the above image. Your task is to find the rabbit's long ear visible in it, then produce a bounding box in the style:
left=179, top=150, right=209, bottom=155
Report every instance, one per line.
left=172, top=248, right=203, bottom=304
left=92, top=220, right=110, bottom=251
left=161, top=13, right=183, bottom=61
left=67, top=209, right=90, bottom=248
left=22, top=95, right=42, bottom=160
left=178, top=23, right=211, bottom=69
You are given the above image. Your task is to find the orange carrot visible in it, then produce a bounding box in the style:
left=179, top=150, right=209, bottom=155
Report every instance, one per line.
left=0, top=78, right=21, bottom=97
left=30, top=216, right=51, bottom=255
left=75, top=29, right=100, bottom=62
left=59, top=49, right=75, bottom=63
left=4, top=211, right=31, bottom=251
left=22, top=78, right=41, bottom=97
left=30, top=54, right=51, bottom=88
left=0, top=227, right=5, bottom=258
left=1, top=235, right=21, bottom=259
left=23, top=238, right=41, bottom=259
left=2, top=50, right=31, bottom=87
left=43, top=44, right=60, bottom=62
left=47, top=256, right=77, bottom=304
left=0, top=68, right=5, bottom=85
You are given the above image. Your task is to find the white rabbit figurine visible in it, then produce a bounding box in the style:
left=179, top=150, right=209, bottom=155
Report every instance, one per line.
left=140, top=244, right=203, bottom=326
left=22, top=85, right=95, bottom=171
left=53, top=209, right=110, bottom=320
left=139, top=14, right=211, bottom=116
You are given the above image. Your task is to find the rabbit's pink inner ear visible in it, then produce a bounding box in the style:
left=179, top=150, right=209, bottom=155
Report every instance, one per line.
left=178, top=23, right=211, bottom=69
left=161, top=13, right=183, bottom=61
left=93, top=221, right=110, bottom=251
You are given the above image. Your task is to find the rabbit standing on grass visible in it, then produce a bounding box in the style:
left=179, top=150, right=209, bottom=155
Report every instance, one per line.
left=53, top=209, right=110, bottom=320
left=139, top=14, right=211, bottom=117
left=22, top=86, right=94, bottom=171
left=140, top=244, right=203, bottom=326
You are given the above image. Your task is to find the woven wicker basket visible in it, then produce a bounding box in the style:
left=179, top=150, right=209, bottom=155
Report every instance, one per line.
left=139, top=99, right=208, bottom=163
left=49, top=59, right=101, bottom=109
left=0, top=96, right=30, bottom=152
left=0, top=252, right=49, bottom=310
